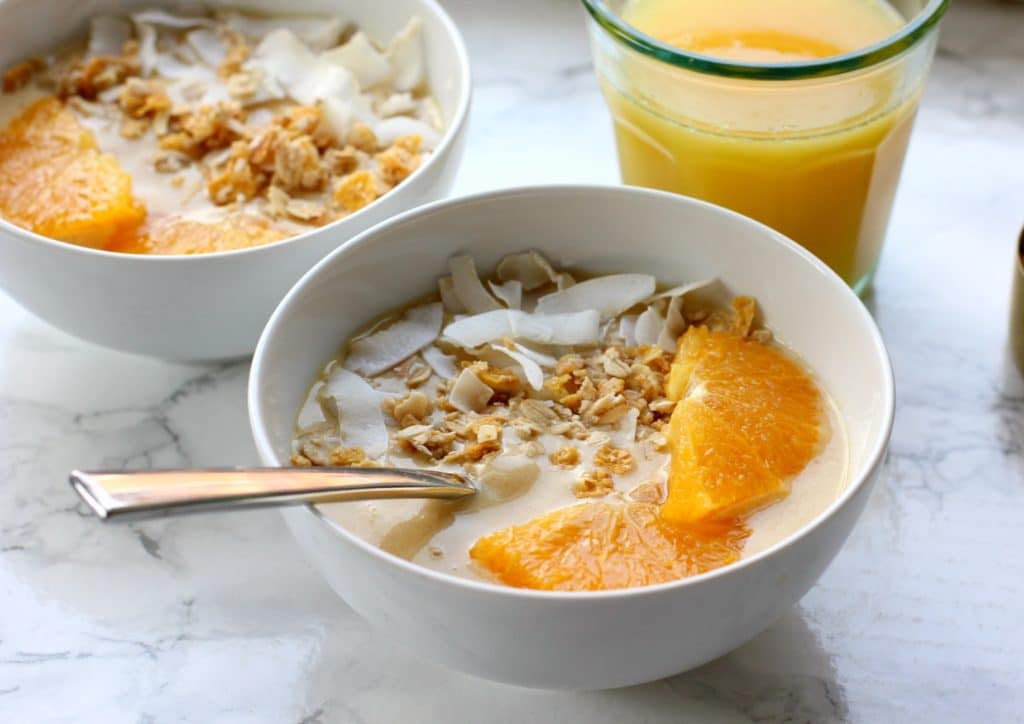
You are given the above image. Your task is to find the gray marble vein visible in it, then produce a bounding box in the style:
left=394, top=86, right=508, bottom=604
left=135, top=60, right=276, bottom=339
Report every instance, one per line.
left=1, top=0, right=1023, bottom=721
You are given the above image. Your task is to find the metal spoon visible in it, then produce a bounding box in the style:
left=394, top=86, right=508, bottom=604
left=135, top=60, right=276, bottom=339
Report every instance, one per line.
left=70, top=467, right=476, bottom=521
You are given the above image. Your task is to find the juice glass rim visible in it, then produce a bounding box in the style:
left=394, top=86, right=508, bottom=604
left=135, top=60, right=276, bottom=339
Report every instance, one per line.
left=580, top=0, right=950, bottom=80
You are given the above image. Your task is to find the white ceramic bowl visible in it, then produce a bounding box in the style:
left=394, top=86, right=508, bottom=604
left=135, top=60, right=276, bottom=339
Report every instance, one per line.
left=249, top=186, right=895, bottom=690
left=0, top=0, right=469, bottom=360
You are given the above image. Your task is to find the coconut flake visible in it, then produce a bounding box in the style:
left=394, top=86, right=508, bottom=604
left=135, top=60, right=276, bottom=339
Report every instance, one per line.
left=186, top=28, right=227, bottom=68
left=495, top=250, right=560, bottom=291
left=322, top=31, right=391, bottom=89
left=634, top=306, right=665, bottom=347
left=222, top=12, right=347, bottom=52
left=252, top=29, right=357, bottom=106
left=371, top=116, right=442, bottom=150
left=319, top=95, right=377, bottom=142
left=443, top=310, right=600, bottom=348
left=387, top=18, right=425, bottom=92
left=344, top=302, right=443, bottom=377
left=488, top=279, right=522, bottom=310
left=422, top=345, right=458, bottom=379
left=489, top=345, right=544, bottom=390
left=657, top=295, right=687, bottom=352
left=535, top=274, right=655, bottom=320
left=437, top=275, right=466, bottom=314
left=507, top=340, right=558, bottom=368
left=449, top=255, right=502, bottom=313
left=377, top=92, right=418, bottom=117
left=646, top=278, right=717, bottom=302
left=132, top=10, right=213, bottom=28
left=450, top=368, right=493, bottom=413
left=135, top=22, right=158, bottom=76
left=555, top=273, right=576, bottom=290
left=323, top=367, right=389, bottom=460
left=88, top=16, right=132, bottom=58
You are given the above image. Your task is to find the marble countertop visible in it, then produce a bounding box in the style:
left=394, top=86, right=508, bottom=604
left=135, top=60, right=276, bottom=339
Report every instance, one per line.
left=2, top=0, right=1022, bottom=721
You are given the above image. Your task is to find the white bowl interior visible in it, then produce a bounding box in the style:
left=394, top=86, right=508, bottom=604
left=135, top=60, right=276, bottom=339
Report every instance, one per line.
left=252, top=185, right=891, bottom=512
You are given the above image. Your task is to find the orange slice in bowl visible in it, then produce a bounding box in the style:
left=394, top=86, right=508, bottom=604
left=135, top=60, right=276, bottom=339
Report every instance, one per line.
left=0, top=98, right=145, bottom=248
left=469, top=501, right=749, bottom=592
left=662, top=326, right=828, bottom=523
left=108, top=215, right=288, bottom=255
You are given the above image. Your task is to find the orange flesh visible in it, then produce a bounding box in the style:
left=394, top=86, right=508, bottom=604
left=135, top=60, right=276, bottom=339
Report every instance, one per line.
left=469, top=502, right=749, bottom=592
left=470, top=325, right=827, bottom=592
left=662, top=327, right=827, bottom=523
left=0, top=97, right=286, bottom=254
left=107, top=215, right=288, bottom=255
left=0, top=98, right=145, bottom=248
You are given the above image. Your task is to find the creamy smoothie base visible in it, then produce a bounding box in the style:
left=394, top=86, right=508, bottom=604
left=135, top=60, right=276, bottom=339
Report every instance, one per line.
left=291, top=251, right=849, bottom=589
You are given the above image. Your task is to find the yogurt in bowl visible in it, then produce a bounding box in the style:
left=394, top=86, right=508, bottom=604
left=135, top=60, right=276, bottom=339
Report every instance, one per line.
left=289, top=251, right=850, bottom=591
left=248, top=185, right=894, bottom=688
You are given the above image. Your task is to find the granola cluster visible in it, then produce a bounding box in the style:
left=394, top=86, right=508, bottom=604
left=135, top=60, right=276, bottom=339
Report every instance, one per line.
left=292, top=342, right=678, bottom=502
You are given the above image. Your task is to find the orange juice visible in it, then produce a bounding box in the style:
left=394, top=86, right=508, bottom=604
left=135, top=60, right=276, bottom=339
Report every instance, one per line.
left=598, top=0, right=917, bottom=290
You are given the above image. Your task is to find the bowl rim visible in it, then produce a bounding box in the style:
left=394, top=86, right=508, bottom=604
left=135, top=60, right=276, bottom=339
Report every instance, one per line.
left=0, top=0, right=471, bottom=264
left=249, top=183, right=896, bottom=601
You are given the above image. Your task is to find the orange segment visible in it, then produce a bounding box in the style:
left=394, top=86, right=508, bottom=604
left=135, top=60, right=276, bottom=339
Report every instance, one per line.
left=663, top=326, right=827, bottom=523
left=107, top=215, right=287, bottom=255
left=469, top=501, right=749, bottom=591
left=0, top=97, right=144, bottom=247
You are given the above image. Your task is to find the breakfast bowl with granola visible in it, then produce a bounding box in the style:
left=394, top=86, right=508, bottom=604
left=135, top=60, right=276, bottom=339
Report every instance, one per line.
left=248, top=185, right=895, bottom=689
left=0, top=0, right=469, bottom=359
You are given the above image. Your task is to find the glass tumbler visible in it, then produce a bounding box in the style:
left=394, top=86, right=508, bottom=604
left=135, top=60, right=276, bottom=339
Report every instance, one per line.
left=582, top=0, right=949, bottom=294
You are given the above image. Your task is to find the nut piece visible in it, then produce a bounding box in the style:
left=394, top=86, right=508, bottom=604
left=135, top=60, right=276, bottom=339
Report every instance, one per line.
left=274, top=135, right=324, bottom=192
left=394, top=424, right=456, bottom=460
left=474, top=363, right=521, bottom=396
left=549, top=446, right=580, bottom=468
left=329, top=446, right=372, bottom=467
left=443, top=439, right=501, bottom=465
left=347, top=122, right=378, bottom=153
left=594, top=444, right=635, bottom=474
left=375, top=135, right=421, bottom=186
left=476, top=423, right=501, bottom=443
left=118, top=78, right=171, bottom=119
left=573, top=470, right=614, bottom=499
left=731, top=296, right=757, bottom=337
left=629, top=481, right=664, bottom=503
left=583, top=394, right=631, bottom=425
left=404, top=359, right=432, bottom=388
left=334, top=169, right=383, bottom=212
left=385, top=390, right=433, bottom=427
left=515, top=399, right=558, bottom=427
left=509, top=418, right=541, bottom=440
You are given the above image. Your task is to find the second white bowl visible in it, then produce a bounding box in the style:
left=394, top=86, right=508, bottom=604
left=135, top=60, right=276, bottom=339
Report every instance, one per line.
left=249, top=185, right=895, bottom=690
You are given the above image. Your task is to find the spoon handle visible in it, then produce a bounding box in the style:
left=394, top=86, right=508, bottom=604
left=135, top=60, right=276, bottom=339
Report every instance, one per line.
left=69, top=467, right=475, bottom=521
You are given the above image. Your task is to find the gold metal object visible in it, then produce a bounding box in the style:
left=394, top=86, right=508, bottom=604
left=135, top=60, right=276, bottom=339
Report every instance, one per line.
left=1011, top=227, right=1024, bottom=377
left=70, top=467, right=476, bottom=521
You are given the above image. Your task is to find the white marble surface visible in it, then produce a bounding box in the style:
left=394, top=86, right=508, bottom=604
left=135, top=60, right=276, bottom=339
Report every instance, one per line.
left=2, top=0, right=1023, bottom=721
